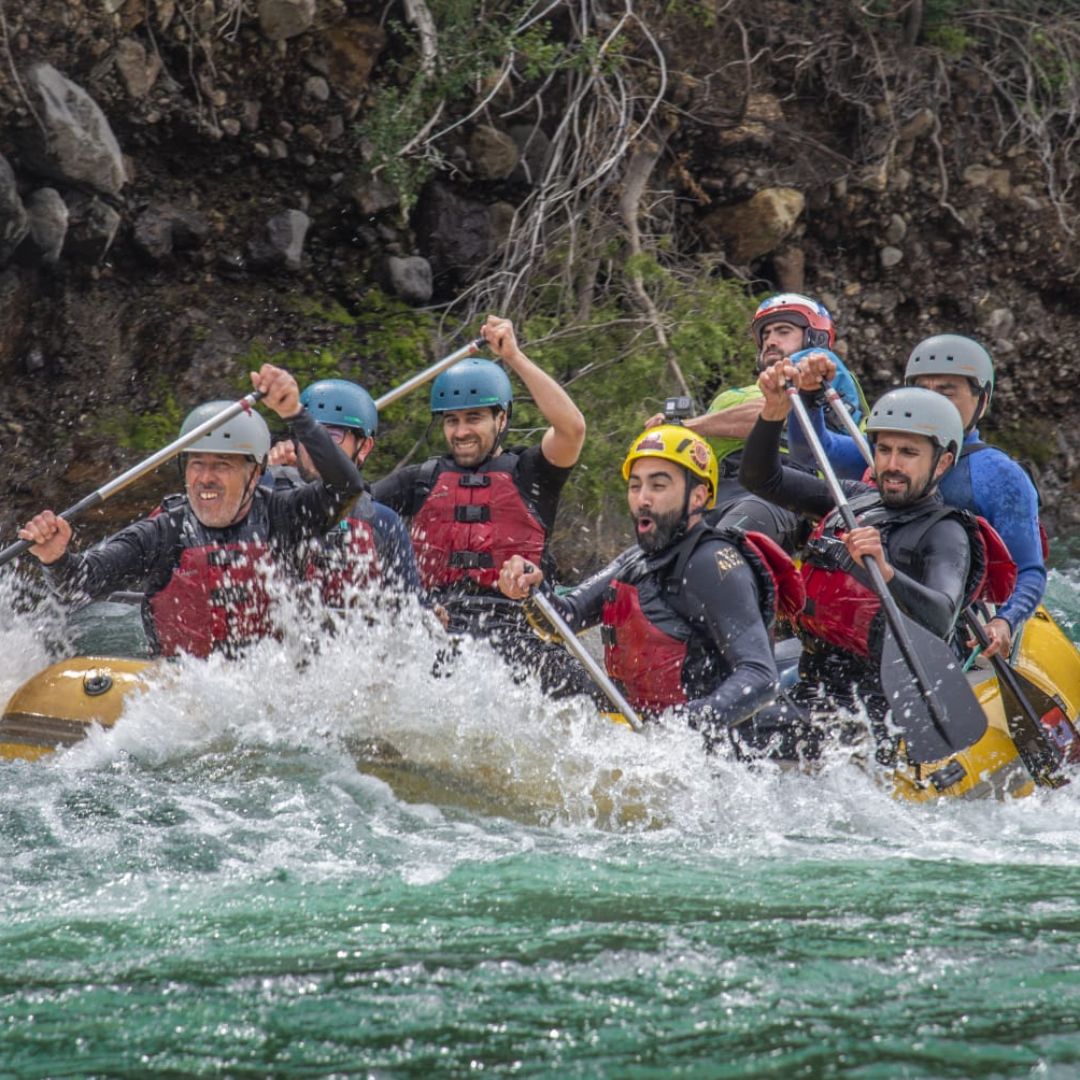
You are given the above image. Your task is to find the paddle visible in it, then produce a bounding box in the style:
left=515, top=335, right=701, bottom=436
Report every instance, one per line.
left=373, top=338, right=485, bottom=411
left=527, top=587, right=645, bottom=732
left=962, top=609, right=1066, bottom=787
left=0, top=391, right=266, bottom=570
left=786, top=385, right=987, bottom=763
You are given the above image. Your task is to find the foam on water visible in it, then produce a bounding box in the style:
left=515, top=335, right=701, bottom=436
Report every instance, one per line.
left=2, top=571, right=1079, bottom=878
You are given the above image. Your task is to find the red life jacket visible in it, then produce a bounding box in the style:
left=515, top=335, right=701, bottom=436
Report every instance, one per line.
left=601, top=526, right=799, bottom=713
left=798, top=493, right=988, bottom=658
left=409, top=453, right=546, bottom=591
left=306, top=492, right=382, bottom=608
left=149, top=542, right=274, bottom=658
left=308, top=517, right=380, bottom=608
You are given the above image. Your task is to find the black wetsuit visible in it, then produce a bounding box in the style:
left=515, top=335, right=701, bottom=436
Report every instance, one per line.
left=535, top=522, right=779, bottom=736
left=41, top=409, right=363, bottom=653
left=737, top=416, right=974, bottom=759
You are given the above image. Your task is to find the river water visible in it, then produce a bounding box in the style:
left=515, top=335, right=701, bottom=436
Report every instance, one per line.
left=2, top=570, right=1080, bottom=1078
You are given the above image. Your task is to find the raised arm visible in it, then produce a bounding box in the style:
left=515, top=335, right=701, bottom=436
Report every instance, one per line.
left=481, top=315, right=586, bottom=468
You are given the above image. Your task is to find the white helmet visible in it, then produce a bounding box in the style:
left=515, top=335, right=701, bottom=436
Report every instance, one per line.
left=866, top=387, right=964, bottom=461
left=179, top=400, right=271, bottom=462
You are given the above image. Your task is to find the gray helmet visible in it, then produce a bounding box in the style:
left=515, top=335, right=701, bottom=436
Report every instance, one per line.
left=866, top=387, right=965, bottom=460
left=179, top=400, right=271, bottom=461
left=904, top=334, right=994, bottom=405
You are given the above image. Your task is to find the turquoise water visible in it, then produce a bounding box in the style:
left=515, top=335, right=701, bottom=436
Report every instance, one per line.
left=2, top=576, right=1080, bottom=1077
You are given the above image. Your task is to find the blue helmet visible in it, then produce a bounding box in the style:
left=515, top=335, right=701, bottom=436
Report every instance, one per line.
left=300, top=379, right=378, bottom=436
left=430, top=358, right=512, bottom=414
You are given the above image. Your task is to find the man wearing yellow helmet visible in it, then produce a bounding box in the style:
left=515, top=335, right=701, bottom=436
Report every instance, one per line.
left=498, top=426, right=802, bottom=737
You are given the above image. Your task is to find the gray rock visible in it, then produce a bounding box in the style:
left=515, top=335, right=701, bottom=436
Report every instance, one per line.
left=883, top=213, right=907, bottom=245
left=415, top=183, right=499, bottom=285
left=468, top=125, right=519, bottom=181
left=21, top=64, right=126, bottom=195
left=63, top=191, right=121, bottom=262
left=387, top=255, right=433, bottom=305
left=0, top=154, right=29, bottom=264
left=247, top=209, right=310, bottom=271
left=25, top=187, right=68, bottom=264
left=134, top=204, right=210, bottom=261
left=879, top=245, right=904, bottom=268
left=115, top=38, right=162, bottom=99
left=258, top=0, right=316, bottom=41
left=509, top=124, right=551, bottom=185
left=700, top=188, right=805, bottom=263
left=984, top=307, right=1015, bottom=340
left=304, top=76, right=331, bottom=102
left=349, top=172, right=399, bottom=216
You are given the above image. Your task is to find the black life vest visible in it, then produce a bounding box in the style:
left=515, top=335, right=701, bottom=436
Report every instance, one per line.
left=799, top=492, right=988, bottom=658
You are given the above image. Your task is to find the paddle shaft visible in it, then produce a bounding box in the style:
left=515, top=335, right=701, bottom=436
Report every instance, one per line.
left=823, top=383, right=875, bottom=468
left=0, top=392, right=266, bottom=569
left=785, top=386, right=956, bottom=742
left=373, top=338, right=485, bottom=411
left=528, top=589, right=645, bottom=732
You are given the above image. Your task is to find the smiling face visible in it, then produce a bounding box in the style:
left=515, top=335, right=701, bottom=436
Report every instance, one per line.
left=295, top=426, right=371, bottom=483
left=627, top=458, right=708, bottom=552
left=912, top=373, right=982, bottom=429
left=441, top=408, right=505, bottom=468
left=872, top=432, right=953, bottom=506
left=185, top=453, right=259, bottom=528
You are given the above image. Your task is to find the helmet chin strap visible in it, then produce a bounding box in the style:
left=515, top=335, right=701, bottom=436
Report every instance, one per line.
left=224, top=459, right=262, bottom=527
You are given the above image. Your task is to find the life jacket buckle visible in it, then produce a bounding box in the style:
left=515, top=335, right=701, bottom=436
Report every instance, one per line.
left=454, top=505, right=491, bottom=523
left=449, top=551, right=493, bottom=569
left=459, top=474, right=491, bottom=488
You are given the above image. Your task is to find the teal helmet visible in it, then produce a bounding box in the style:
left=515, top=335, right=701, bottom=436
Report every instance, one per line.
left=866, top=387, right=965, bottom=461
left=430, top=358, right=512, bottom=414
left=179, top=400, right=270, bottom=462
left=904, top=334, right=994, bottom=407
left=300, top=378, right=378, bottom=436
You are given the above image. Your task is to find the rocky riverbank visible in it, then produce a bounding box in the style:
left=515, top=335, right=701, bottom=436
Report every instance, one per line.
left=1, top=0, right=1078, bottom=562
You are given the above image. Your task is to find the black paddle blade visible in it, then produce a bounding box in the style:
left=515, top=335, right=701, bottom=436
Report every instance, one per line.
left=880, top=618, right=987, bottom=764
left=994, top=662, right=1069, bottom=784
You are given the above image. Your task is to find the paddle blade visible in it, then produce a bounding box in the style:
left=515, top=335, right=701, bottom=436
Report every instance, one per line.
left=880, top=619, right=987, bottom=764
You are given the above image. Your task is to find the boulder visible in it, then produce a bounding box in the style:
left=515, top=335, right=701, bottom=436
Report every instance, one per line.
left=115, top=38, right=162, bottom=99
left=247, top=209, right=310, bottom=271
left=468, top=126, right=519, bottom=181
left=25, top=188, right=68, bottom=264
left=509, top=123, right=551, bottom=185
left=63, top=192, right=121, bottom=262
left=700, top=187, right=805, bottom=263
left=133, top=204, right=209, bottom=261
left=20, top=64, right=126, bottom=196
left=257, top=0, right=316, bottom=41
left=320, top=20, right=385, bottom=97
left=387, top=255, right=433, bottom=305
left=0, top=154, right=29, bottom=265
left=415, top=183, right=499, bottom=286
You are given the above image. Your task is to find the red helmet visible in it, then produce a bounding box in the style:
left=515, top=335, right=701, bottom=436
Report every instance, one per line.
left=751, top=293, right=835, bottom=349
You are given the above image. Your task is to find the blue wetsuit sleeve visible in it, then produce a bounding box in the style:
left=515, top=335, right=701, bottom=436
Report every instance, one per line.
left=370, top=501, right=422, bottom=597
left=786, top=400, right=867, bottom=480
left=968, top=452, right=1046, bottom=629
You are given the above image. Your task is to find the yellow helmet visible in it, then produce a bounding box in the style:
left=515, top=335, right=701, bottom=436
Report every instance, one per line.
left=621, top=425, right=718, bottom=509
